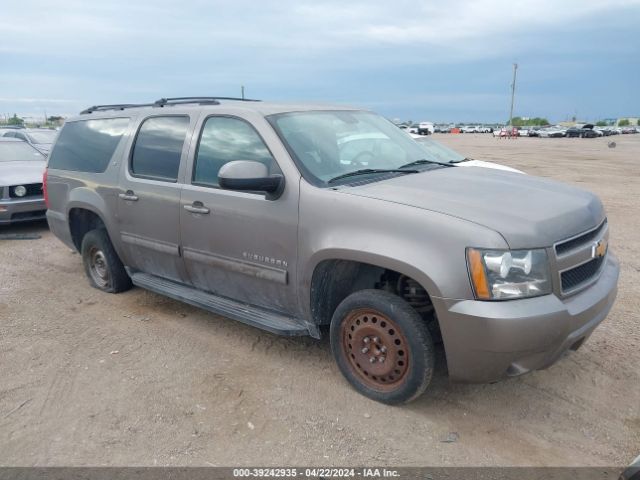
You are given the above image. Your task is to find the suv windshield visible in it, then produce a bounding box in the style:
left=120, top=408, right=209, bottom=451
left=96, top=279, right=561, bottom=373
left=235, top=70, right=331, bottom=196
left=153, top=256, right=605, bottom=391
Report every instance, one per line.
left=270, top=110, right=449, bottom=185
left=0, top=142, right=45, bottom=162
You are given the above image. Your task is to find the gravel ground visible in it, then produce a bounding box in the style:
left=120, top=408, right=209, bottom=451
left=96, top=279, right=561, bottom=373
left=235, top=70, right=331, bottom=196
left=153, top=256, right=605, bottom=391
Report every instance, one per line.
left=0, top=134, right=638, bottom=467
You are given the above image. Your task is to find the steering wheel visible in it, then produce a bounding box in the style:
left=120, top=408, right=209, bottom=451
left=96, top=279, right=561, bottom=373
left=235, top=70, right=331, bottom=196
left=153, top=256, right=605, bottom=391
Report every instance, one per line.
left=351, top=151, right=375, bottom=166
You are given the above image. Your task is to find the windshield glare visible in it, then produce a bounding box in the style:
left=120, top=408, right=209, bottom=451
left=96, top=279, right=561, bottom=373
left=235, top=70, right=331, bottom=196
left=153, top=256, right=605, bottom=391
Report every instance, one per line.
left=0, top=142, right=45, bottom=162
left=271, top=111, right=462, bottom=185
left=413, top=137, right=466, bottom=163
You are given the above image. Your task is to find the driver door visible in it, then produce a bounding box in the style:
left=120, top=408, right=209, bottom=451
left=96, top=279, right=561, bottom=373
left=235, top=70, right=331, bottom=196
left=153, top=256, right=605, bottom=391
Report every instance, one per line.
left=179, top=114, right=300, bottom=314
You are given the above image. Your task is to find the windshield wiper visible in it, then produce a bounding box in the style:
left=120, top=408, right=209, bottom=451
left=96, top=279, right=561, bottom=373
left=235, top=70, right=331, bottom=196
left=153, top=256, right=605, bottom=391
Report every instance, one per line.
left=400, top=159, right=455, bottom=169
left=449, top=157, right=473, bottom=164
left=328, top=168, right=418, bottom=184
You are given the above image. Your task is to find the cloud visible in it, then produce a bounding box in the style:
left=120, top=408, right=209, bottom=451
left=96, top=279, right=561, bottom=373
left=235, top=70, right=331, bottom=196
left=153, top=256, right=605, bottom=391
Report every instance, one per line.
left=0, top=0, right=638, bottom=120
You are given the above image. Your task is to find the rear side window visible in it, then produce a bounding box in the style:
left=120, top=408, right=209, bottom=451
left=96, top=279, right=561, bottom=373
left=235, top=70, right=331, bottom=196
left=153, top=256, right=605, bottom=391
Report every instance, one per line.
left=130, top=116, right=189, bottom=182
left=48, top=118, right=129, bottom=172
left=193, top=116, right=277, bottom=188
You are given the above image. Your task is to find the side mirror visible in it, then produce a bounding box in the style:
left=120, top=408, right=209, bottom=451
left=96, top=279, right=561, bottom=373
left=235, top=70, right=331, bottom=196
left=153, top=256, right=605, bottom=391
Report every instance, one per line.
left=218, top=160, right=284, bottom=194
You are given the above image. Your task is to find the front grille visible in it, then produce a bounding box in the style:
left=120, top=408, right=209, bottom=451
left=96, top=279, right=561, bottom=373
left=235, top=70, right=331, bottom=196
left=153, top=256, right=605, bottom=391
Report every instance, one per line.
left=555, top=220, right=606, bottom=256
left=9, top=183, right=43, bottom=198
left=561, top=256, right=605, bottom=292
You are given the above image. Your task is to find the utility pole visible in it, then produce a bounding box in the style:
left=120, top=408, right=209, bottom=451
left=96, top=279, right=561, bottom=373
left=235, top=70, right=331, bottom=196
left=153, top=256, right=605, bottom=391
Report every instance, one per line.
left=508, top=63, right=518, bottom=127
left=241, top=85, right=245, bottom=100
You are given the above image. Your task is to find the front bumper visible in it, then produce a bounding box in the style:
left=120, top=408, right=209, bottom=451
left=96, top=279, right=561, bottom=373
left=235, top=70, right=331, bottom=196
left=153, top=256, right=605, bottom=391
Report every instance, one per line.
left=0, top=197, right=47, bottom=225
left=433, top=253, right=619, bottom=383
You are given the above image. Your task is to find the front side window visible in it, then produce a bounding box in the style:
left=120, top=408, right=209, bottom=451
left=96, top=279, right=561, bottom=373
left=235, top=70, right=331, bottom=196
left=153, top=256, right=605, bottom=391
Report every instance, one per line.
left=193, top=116, right=277, bottom=188
left=270, top=110, right=458, bottom=186
left=48, top=118, right=129, bottom=173
left=130, top=116, right=189, bottom=182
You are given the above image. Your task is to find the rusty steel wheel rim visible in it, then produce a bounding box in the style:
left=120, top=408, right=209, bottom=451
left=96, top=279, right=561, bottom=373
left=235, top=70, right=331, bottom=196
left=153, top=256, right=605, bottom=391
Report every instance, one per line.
left=341, top=308, right=410, bottom=391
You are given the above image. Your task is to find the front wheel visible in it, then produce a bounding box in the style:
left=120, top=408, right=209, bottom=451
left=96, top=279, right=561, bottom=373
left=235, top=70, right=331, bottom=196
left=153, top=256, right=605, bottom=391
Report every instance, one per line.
left=330, top=290, right=435, bottom=404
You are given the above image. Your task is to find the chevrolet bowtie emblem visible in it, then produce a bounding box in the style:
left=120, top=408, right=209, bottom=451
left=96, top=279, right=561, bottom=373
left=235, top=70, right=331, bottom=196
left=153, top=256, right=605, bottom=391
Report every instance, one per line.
left=592, top=239, right=608, bottom=259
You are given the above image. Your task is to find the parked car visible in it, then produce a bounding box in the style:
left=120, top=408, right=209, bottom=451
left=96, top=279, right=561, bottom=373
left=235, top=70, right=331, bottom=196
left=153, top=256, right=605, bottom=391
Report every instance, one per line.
left=2, top=128, right=58, bottom=155
left=517, top=128, right=529, bottom=137
left=411, top=135, right=523, bottom=173
left=46, top=97, right=619, bottom=404
left=621, top=127, right=637, bottom=134
left=417, top=121, right=434, bottom=135
left=566, top=124, right=598, bottom=138
left=0, top=138, right=47, bottom=225
left=539, top=126, right=566, bottom=138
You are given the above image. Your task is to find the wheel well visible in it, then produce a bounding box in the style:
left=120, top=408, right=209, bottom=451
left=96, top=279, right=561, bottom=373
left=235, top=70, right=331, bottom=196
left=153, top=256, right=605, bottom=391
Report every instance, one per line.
left=68, top=208, right=106, bottom=251
left=310, top=260, right=439, bottom=339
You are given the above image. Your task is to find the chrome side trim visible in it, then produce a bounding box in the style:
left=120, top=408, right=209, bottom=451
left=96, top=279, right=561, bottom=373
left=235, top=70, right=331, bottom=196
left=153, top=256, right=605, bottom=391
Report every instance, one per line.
left=120, top=232, right=180, bottom=256
left=183, top=247, right=288, bottom=285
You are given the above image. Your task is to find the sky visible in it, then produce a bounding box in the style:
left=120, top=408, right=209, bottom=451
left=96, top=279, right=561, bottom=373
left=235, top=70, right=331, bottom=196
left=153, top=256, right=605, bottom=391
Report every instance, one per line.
left=1, top=0, right=639, bottom=123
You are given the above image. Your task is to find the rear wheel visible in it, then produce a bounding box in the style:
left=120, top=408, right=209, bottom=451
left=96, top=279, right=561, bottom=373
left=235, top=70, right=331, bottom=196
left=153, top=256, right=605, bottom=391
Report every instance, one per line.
left=81, top=229, right=132, bottom=293
left=330, top=289, right=434, bottom=404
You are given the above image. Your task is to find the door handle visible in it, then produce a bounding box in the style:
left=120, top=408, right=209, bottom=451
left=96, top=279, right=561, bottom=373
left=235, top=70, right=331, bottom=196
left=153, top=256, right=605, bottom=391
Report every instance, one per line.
left=184, top=202, right=210, bottom=215
left=118, top=190, right=139, bottom=201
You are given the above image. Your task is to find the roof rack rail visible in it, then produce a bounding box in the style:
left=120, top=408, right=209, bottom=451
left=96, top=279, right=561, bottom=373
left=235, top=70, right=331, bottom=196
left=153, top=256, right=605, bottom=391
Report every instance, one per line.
left=80, top=96, right=262, bottom=114
left=153, top=96, right=261, bottom=107
left=80, top=103, right=153, bottom=115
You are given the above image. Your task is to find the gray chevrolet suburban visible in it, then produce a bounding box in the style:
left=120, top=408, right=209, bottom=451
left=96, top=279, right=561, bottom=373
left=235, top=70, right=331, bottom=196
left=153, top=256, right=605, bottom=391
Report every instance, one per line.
left=45, top=97, right=619, bottom=404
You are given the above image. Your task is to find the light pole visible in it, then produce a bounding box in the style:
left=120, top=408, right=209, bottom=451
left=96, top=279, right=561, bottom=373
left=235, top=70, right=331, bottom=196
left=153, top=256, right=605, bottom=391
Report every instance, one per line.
left=508, top=63, right=518, bottom=127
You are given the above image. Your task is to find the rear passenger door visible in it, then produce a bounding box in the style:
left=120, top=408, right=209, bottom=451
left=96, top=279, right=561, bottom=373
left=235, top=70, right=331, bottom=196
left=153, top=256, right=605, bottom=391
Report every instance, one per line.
left=116, top=114, right=194, bottom=283
left=180, top=114, right=300, bottom=314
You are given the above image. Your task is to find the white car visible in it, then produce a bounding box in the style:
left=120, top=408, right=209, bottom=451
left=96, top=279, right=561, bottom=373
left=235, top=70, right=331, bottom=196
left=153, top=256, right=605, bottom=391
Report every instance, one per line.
left=418, top=122, right=434, bottom=135
left=410, top=134, right=524, bottom=173
left=538, top=127, right=566, bottom=138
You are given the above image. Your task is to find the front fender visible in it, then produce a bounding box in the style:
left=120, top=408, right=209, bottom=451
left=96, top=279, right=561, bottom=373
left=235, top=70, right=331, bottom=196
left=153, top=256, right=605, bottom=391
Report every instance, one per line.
left=297, top=181, right=508, bottom=321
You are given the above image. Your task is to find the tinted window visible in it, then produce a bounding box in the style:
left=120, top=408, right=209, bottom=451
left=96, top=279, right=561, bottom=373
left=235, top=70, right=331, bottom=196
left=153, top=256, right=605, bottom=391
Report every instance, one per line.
left=193, top=117, right=277, bottom=187
left=48, top=118, right=129, bottom=172
left=0, top=142, right=46, bottom=162
left=130, top=116, right=189, bottom=182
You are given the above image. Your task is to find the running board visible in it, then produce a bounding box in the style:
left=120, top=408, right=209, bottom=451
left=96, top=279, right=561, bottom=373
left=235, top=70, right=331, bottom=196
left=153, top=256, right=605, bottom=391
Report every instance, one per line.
left=129, top=272, right=310, bottom=337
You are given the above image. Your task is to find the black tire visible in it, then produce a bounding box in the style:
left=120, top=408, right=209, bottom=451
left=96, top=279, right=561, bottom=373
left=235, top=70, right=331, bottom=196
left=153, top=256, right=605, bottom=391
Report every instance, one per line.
left=330, top=289, right=435, bottom=404
left=81, top=228, right=132, bottom=293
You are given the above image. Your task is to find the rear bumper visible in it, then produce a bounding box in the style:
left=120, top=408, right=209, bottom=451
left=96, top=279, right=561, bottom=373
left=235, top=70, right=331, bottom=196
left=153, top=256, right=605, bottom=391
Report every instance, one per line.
left=0, top=197, right=47, bottom=224
left=433, top=253, right=619, bottom=383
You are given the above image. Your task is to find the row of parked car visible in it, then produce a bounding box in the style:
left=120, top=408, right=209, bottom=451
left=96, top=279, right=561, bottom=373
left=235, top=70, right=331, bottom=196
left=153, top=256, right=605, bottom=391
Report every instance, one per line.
left=401, top=123, right=496, bottom=135
left=494, top=124, right=639, bottom=138
left=401, top=121, right=640, bottom=138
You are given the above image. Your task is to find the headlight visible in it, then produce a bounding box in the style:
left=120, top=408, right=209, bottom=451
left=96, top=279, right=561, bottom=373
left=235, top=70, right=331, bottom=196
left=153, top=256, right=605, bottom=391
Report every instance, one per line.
left=13, top=185, right=27, bottom=197
left=467, top=248, right=551, bottom=300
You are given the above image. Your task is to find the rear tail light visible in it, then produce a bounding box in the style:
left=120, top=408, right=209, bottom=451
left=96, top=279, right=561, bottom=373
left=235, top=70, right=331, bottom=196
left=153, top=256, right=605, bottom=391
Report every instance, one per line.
left=43, top=168, right=49, bottom=208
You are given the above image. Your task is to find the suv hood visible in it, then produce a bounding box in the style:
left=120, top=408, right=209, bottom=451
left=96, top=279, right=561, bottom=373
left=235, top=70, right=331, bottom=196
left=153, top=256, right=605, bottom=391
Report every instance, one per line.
left=342, top=167, right=604, bottom=249
left=0, top=161, right=46, bottom=186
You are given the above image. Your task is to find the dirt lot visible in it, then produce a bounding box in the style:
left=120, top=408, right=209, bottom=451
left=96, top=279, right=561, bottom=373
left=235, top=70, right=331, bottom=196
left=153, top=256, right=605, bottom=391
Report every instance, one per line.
left=1, top=134, right=639, bottom=467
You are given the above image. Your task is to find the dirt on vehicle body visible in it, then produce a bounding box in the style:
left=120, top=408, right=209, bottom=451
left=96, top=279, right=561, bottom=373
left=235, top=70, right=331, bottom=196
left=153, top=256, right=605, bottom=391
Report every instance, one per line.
left=42, top=98, right=619, bottom=404
left=0, top=134, right=638, bottom=466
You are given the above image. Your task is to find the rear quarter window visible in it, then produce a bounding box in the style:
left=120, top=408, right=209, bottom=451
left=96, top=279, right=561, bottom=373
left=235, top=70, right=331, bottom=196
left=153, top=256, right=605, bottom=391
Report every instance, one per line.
left=47, top=118, right=129, bottom=172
